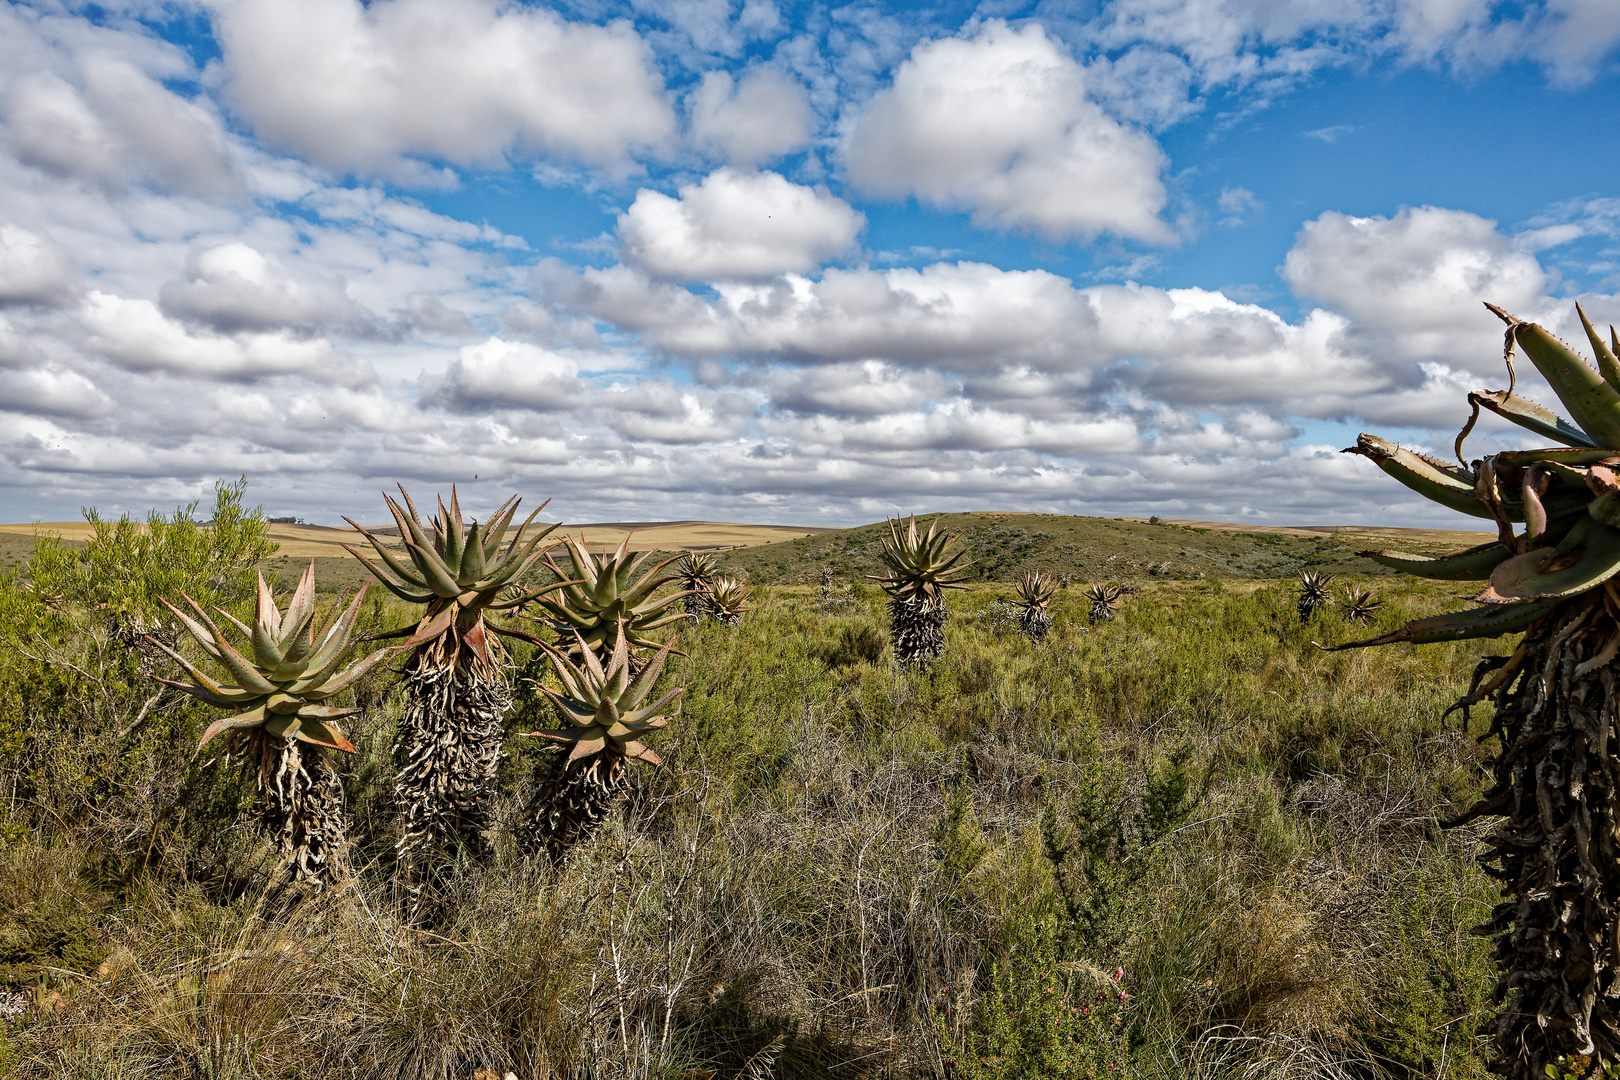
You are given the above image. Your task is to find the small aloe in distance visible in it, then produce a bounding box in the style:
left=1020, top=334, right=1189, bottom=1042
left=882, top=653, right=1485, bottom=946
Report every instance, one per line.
left=870, top=516, right=973, bottom=665
left=1341, top=586, right=1382, bottom=623
left=1014, top=570, right=1055, bottom=643
left=1084, top=584, right=1123, bottom=624
left=1297, top=570, right=1333, bottom=621
left=151, top=562, right=393, bottom=889
left=521, top=628, right=683, bottom=863
left=676, top=551, right=719, bottom=621
left=708, top=577, right=751, bottom=627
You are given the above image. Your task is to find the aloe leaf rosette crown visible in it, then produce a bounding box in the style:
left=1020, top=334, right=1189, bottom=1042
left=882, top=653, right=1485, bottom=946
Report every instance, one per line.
left=525, top=630, right=682, bottom=769
left=1015, top=570, right=1055, bottom=611
left=152, top=561, right=393, bottom=754
left=677, top=551, right=719, bottom=620
left=341, top=485, right=561, bottom=662
left=707, top=577, right=751, bottom=626
left=868, top=516, right=973, bottom=602
left=531, top=535, right=690, bottom=656
left=1014, top=570, right=1055, bottom=643
left=1340, top=303, right=1620, bottom=648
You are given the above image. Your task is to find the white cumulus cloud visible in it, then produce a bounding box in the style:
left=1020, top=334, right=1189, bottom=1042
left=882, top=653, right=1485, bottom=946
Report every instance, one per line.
left=427, top=336, right=590, bottom=411
left=0, top=225, right=76, bottom=306
left=80, top=291, right=374, bottom=384
left=1, top=62, right=237, bottom=195
left=842, top=20, right=1171, bottom=243
left=211, top=0, right=676, bottom=179
left=159, top=242, right=381, bottom=337
left=687, top=68, right=814, bottom=167
left=618, top=169, right=864, bottom=281
left=1283, top=205, right=1548, bottom=375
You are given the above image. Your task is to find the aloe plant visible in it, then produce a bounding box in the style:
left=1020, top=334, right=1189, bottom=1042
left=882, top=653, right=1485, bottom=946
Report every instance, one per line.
left=151, top=562, right=393, bottom=889
left=1296, top=570, right=1332, bottom=620
left=1338, top=303, right=1620, bottom=1077
left=343, top=486, right=562, bottom=901
left=869, top=516, right=973, bottom=665
left=1013, top=570, right=1054, bottom=643
left=521, top=628, right=681, bottom=863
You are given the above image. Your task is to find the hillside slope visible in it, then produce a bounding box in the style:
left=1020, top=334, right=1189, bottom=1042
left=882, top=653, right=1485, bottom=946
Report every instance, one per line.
left=702, top=512, right=1495, bottom=585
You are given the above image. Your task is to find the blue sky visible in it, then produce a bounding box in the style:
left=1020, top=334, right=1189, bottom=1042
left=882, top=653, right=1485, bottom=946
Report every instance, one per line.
left=1, top=0, right=1618, bottom=529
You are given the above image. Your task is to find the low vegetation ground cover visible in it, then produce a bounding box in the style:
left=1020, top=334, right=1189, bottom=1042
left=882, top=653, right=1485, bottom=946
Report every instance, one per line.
left=0, top=496, right=1509, bottom=1078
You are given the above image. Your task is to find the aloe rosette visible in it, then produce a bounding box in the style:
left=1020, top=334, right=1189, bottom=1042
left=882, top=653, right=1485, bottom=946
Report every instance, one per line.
left=153, top=561, right=393, bottom=888
left=1340, top=303, right=1620, bottom=1077
left=1296, top=570, right=1333, bottom=621
left=530, top=534, right=690, bottom=661
left=707, top=577, right=751, bottom=627
left=676, top=551, right=719, bottom=621
left=1084, top=583, right=1123, bottom=624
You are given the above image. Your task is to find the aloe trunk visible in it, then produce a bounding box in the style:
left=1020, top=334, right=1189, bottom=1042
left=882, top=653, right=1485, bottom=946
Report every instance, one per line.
left=393, top=646, right=510, bottom=882
left=891, top=595, right=945, bottom=665
left=1450, top=594, right=1620, bottom=1073
left=257, top=737, right=349, bottom=889
left=1018, top=606, right=1052, bottom=644
left=523, top=747, right=628, bottom=864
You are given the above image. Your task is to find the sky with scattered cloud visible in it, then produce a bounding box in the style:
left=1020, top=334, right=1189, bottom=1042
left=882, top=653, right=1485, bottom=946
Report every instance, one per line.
left=2, top=0, right=1619, bottom=528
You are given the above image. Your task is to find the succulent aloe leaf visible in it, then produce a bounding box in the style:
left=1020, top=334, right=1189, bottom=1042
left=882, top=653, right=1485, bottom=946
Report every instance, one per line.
left=481, top=495, right=520, bottom=558
left=391, top=488, right=436, bottom=557
left=280, top=563, right=318, bottom=650
left=400, top=604, right=457, bottom=650
left=483, top=519, right=559, bottom=589
left=214, top=608, right=255, bottom=644
left=460, top=519, right=487, bottom=583
left=197, top=706, right=269, bottom=751
left=207, top=636, right=281, bottom=696
left=291, top=719, right=357, bottom=753
left=295, top=645, right=394, bottom=700
left=403, top=538, right=461, bottom=597
left=1577, top=302, right=1620, bottom=393
left=1469, top=390, right=1596, bottom=448
left=623, top=742, right=662, bottom=765
left=158, top=597, right=224, bottom=660
left=480, top=504, right=549, bottom=580
left=341, top=519, right=429, bottom=589
left=1344, top=435, right=1492, bottom=519
left=443, top=487, right=465, bottom=574
left=1327, top=598, right=1563, bottom=650
left=1359, top=541, right=1511, bottom=580
left=567, top=733, right=608, bottom=764
left=155, top=674, right=253, bottom=709
left=264, top=715, right=301, bottom=741
left=526, top=726, right=583, bottom=743
left=623, top=637, right=675, bottom=704
left=250, top=578, right=285, bottom=669
left=1491, top=449, right=1620, bottom=470
left=1495, top=310, right=1620, bottom=448
left=537, top=692, right=596, bottom=727
left=1477, top=520, right=1620, bottom=602
left=339, top=547, right=436, bottom=605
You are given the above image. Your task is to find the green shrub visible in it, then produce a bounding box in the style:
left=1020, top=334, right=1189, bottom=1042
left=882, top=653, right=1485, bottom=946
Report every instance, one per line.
left=816, top=621, right=886, bottom=669
left=949, top=914, right=1135, bottom=1080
